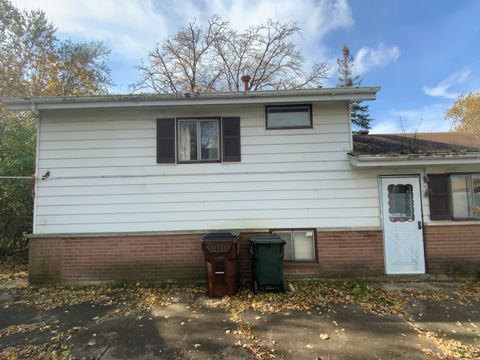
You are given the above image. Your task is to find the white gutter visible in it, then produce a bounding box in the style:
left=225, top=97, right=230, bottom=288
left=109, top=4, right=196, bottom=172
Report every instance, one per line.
left=349, top=152, right=480, bottom=168
left=2, top=87, right=380, bottom=111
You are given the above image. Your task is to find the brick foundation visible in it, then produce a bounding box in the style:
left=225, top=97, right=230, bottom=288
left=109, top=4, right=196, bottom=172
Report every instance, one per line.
left=424, top=224, right=480, bottom=277
left=28, top=224, right=479, bottom=284
left=28, top=230, right=384, bottom=285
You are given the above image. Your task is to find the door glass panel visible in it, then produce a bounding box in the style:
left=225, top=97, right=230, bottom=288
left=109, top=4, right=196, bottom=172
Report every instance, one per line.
left=293, top=231, right=315, bottom=260
left=200, top=120, right=219, bottom=160
left=387, top=184, right=414, bottom=222
left=450, top=175, right=470, bottom=218
left=275, top=231, right=293, bottom=260
left=178, top=120, right=198, bottom=161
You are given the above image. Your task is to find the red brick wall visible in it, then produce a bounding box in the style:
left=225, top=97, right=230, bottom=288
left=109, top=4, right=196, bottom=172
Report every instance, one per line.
left=28, top=230, right=385, bottom=285
left=283, top=230, right=384, bottom=278
left=29, top=237, right=63, bottom=284
left=28, top=225, right=479, bottom=284
left=311, top=230, right=385, bottom=277
left=424, top=224, right=480, bottom=277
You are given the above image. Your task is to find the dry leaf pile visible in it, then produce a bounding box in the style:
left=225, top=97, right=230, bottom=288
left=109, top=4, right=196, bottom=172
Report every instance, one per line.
left=10, top=283, right=204, bottom=315
left=0, top=260, right=28, bottom=282
left=414, top=324, right=480, bottom=359
left=213, top=280, right=406, bottom=319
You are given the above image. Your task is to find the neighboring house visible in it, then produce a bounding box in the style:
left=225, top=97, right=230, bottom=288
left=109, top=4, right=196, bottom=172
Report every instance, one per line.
left=4, top=88, right=480, bottom=284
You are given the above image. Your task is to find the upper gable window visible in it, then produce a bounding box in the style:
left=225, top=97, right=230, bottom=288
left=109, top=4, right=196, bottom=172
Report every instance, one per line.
left=266, top=104, right=312, bottom=129
left=177, top=118, right=220, bottom=162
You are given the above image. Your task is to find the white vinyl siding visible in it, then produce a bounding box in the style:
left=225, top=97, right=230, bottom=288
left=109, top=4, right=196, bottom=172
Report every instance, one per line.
left=35, top=102, right=383, bottom=234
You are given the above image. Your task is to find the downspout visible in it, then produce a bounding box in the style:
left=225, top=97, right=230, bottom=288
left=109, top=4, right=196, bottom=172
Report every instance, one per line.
left=347, top=101, right=353, bottom=151
left=32, top=101, right=40, bottom=235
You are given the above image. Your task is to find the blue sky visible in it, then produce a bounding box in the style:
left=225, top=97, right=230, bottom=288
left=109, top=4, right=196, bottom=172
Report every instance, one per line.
left=12, top=0, right=480, bottom=133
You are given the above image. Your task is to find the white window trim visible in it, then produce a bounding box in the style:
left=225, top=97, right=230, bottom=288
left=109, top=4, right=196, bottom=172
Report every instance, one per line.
left=177, top=118, right=220, bottom=163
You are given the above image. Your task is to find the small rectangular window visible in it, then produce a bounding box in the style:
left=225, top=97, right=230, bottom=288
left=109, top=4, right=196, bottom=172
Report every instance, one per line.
left=450, top=174, right=480, bottom=219
left=177, top=118, right=220, bottom=162
left=266, top=104, right=312, bottom=129
left=272, top=229, right=315, bottom=261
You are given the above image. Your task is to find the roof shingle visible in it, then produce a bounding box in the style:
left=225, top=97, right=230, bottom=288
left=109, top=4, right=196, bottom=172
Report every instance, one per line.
left=352, top=132, right=480, bottom=156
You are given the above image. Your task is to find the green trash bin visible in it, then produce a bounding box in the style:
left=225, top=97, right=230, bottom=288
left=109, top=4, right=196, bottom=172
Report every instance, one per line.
left=250, top=234, right=286, bottom=293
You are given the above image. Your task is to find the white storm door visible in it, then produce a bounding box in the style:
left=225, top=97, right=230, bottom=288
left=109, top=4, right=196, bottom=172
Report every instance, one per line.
left=381, top=176, right=425, bottom=274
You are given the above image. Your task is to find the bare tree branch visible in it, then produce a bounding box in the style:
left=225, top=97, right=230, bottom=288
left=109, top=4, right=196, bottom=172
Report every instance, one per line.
left=133, top=16, right=329, bottom=94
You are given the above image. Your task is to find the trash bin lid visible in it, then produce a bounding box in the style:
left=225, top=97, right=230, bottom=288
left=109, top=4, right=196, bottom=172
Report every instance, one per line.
left=202, top=232, right=239, bottom=241
left=250, top=234, right=286, bottom=244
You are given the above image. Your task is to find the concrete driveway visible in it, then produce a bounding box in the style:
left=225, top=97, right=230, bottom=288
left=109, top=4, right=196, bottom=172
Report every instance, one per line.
left=0, top=272, right=478, bottom=359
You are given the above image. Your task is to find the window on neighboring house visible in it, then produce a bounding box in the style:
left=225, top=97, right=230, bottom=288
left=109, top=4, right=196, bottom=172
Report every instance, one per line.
left=450, top=174, right=480, bottom=219
left=177, top=118, right=220, bottom=162
left=265, top=104, right=312, bottom=129
left=272, top=229, right=316, bottom=261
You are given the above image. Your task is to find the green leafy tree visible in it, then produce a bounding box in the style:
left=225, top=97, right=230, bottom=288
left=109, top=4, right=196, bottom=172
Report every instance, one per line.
left=0, top=115, right=36, bottom=254
left=337, top=45, right=372, bottom=131
left=0, top=0, right=112, bottom=255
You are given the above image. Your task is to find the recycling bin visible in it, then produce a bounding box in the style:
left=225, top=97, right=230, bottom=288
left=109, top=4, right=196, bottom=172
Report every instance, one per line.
left=201, top=232, right=239, bottom=297
left=250, top=234, right=286, bottom=293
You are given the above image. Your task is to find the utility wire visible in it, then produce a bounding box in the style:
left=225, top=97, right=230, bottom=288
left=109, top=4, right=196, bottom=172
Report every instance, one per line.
left=0, top=176, right=34, bottom=179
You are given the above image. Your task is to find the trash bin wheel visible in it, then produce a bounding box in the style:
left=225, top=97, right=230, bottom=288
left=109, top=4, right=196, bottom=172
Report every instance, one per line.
left=253, top=280, right=259, bottom=294
left=280, top=281, right=286, bottom=293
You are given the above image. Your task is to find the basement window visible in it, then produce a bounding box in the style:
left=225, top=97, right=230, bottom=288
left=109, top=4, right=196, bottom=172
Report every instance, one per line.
left=265, top=104, right=312, bottom=129
left=272, top=229, right=316, bottom=261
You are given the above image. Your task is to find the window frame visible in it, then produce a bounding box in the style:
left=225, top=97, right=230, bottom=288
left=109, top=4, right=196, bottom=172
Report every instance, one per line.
left=176, top=117, right=222, bottom=164
left=270, top=228, right=317, bottom=262
left=449, top=173, right=480, bottom=221
left=265, top=104, right=313, bottom=130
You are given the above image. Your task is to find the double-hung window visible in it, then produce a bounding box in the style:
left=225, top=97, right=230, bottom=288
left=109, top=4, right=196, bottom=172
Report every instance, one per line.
left=272, top=229, right=316, bottom=261
left=177, top=118, right=220, bottom=162
left=450, top=174, right=480, bottom=219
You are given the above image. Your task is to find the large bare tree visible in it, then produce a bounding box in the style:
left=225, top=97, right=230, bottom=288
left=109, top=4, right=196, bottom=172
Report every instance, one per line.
left=134, top=17, right=329, bottom=93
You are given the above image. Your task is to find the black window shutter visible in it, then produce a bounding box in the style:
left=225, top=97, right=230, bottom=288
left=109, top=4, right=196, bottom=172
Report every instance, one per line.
left=222, top=117, right=241, bottom=162
left=428, top=174, right=452, bottom=220
left=156, top=118, right=175, bottom=163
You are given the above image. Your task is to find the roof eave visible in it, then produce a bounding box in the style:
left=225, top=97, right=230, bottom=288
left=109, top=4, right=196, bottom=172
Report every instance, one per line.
left=2, top=87, right=380, bottom=111
left=348, top=152, right=480, bottom=168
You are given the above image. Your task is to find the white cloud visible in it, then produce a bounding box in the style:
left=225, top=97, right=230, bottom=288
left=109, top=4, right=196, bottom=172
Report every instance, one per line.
left=370, top=104, right=452, bottom=134
left=11, top=0, right=355, bottom=91
left=352, top=43, right=400, bottom=76
left=12, top=0, right=170, bottom=58
left=422, top=70, right=471, bottom=99
left=12, top=0, right=353, bottom=59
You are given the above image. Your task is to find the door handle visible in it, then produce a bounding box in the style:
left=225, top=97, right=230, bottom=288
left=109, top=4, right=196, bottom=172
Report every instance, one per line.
left=418, top=221, right=422, bottom=230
